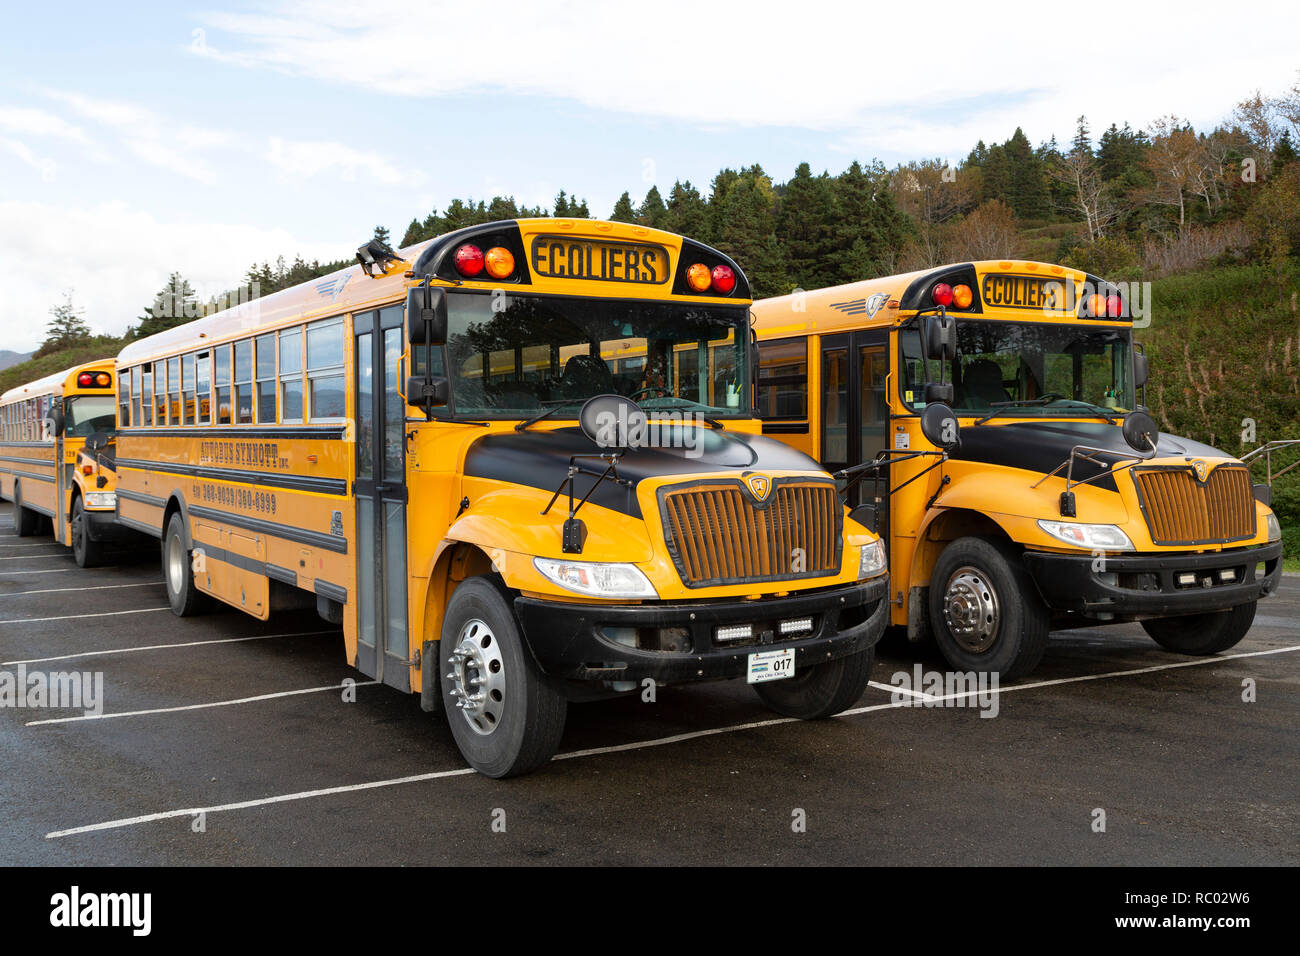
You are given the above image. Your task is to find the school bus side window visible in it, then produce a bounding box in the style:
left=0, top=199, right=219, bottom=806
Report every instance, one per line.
left=140, top=365, right=153, bottom=426
left=153, top=362, right=165, bottom=425
left=167, top=356, right=180, bottom=425
left=306, top=318, right=344, bottom=421
left=214, top=345, right=232, bottom=425
left=196, top=351, right=211, bottom=425
left=234, top=339, right=254, bottom=424
left=280, top=328, right=303, bottom=423
left=256, top=334, right=277, bottom=423
left=756, top=338, right=808, bottom=419
left=119, top=374, right=130, bottom=426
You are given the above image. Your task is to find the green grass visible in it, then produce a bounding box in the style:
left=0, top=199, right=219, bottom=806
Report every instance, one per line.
left=0, top=338, right=126, bottom=395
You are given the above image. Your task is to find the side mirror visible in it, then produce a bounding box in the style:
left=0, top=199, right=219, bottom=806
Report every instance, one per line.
left=1122, top=409, right=1158, bottom=454
left=579, top=394, right=642, bottom=452
left=405, top=375, right=449, bottom=410
left=920, top=402, right=960, bottom=449
left=45, top=405, right=64, bottom=438
left=85, top=431, right=110, bottom=452
left=407, top=285, right=448, bottom=346
left=1133, top=349, right=1148, bottom=389
left=923, top=382, right=954, bottom=404
left=922, top=311, right=956, bottom=361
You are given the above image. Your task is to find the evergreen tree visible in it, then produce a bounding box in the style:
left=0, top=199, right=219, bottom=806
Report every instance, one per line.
left=372, top=225, right=391, bottom=246
left=136, top=273, right=199, bottom=337
left=664, top=180, right=711, bottom=242
left=636, top=185, right=668, bottom=228
left=777, top=162, right=838, bottom=288
left=1274, top=130, right=1297, bottom=170
left=610, top=191, right=637, bottom=222
left=43, top=291, right=92, bottom=350
left=831, top=161, right=912, bottom=282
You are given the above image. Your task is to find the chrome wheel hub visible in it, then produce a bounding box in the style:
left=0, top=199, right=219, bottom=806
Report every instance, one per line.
left=446, top=618, right=505, bottom=736
left=943, top=566, right=1000, bottom=653
left=167, top=535, right=185, bottom=594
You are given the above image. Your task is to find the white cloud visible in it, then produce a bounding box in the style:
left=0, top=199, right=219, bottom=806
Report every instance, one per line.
left=198, top=0, right=1300, bottom=145
left=264, top=136, right=419, bottom=186
left=0, top=199, right=350, bottom=352
left=0, top=139, right=56, bottom=181
left=0, top=106, right=88, bottom=143
left=41, top=89, right=223, bottom=183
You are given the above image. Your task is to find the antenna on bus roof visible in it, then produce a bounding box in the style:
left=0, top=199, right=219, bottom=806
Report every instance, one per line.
left=356, top=238, right=406, bottom=278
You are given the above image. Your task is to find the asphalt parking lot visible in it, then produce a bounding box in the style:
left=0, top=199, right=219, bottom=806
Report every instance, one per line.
left=1, top=500, right=1296, bottom=866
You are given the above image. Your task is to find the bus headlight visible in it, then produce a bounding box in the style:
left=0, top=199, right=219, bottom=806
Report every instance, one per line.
left=1037, top=520, right=1134, bottom=551
left=83, top=492, right=117, bottom=509
left=858, top=539, right=887, bottom=579
left=1265, top=512, right=1281, bottom=543
left=533, top=558, right=658, bottom=599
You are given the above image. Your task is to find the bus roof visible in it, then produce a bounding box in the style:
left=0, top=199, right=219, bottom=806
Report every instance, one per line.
left=117, top=218, right=749, bottom=367
left=0, top=357, right=115, bottom=405
left=753, top=260, right=1116, bottom=335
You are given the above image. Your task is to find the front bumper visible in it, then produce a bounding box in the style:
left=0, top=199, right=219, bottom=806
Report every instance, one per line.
left=85, top=508, right=121, bottom=542
left=514, top=575, right=890, bottom=683
left=1023, top=541, right=1282, bottom=617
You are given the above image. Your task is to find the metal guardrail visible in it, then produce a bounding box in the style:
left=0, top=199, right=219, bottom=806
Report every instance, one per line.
left=1241, top=440, right=1300, bottom=485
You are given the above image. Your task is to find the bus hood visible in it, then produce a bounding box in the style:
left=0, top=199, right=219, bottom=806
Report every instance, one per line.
left=949, top=421, right=1229, bottom=492
left=463, top=426, right=824, bottom=519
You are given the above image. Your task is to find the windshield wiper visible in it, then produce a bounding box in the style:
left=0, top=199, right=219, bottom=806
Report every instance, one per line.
left=515, top=400, right=582, bottom=432
left=974, top=397, right=1119, bottom=426
left=637, top=397, right=725, bottom=428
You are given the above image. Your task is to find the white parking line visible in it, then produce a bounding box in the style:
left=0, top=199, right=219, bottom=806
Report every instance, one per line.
left=1, top=568, right=90, bottom=577
left=0, top=607, right=170, bottom=625
left=867, top=679, right=936, bottom=700
left=0, top=581, right=162, bottom=598
left=2, top=630, right=337, bottom=666
left=0, top=554, right=66, bottom=561
left=44, top=642, right=1300, bottom=839
left=27, top=679, right=380, bottom=726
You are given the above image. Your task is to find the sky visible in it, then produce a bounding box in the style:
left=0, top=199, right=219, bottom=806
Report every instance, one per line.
left=0, top=0, right=1297, bottom=352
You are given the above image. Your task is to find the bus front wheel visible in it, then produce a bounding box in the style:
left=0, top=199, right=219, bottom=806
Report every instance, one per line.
left=752, top=645, right=875, bottom=719
left=928, top=536, right=1050, bottom=680
left=71, top=497, right=102, bottom=568
left=439, top=577, right=567, bottom=778
left=1141, top=602, right=1256, bottom=655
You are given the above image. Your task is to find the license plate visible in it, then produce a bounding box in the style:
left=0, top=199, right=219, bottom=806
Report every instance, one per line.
left=747, top=648, right=795, bottom=684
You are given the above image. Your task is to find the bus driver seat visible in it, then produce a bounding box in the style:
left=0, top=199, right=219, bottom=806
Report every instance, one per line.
left=959, top=359, right=1012, bottom=409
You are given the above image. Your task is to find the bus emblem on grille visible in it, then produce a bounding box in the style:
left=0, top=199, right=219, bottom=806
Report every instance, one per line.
left=745, top=474, right=772, bottom=501
left=1191, top=460, right=1209, bottom=482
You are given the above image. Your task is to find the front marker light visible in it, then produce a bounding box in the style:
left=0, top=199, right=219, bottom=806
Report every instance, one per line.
left=1037, top=520, right=1134, bottom=551
left=83, top=492, right=117, bottom=509
left=858, top=539, right=887, bottom=579
left=533, top=558, right=658, bottom=599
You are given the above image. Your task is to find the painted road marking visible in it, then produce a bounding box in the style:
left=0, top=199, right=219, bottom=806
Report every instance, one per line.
left=44, top=643, right=1300, bottom=839
left=2, top=630, right=337, bottom=667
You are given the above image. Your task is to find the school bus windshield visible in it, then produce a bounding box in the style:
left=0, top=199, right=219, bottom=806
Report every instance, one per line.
left=65, top=395, right=117, bottom=437
left=438, top=292, right=749, bottom=417
left=900, top=320, right=1134, bottom=415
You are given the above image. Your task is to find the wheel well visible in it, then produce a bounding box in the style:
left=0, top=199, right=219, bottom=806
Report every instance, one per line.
left=163, top=496, right=185, bottom=545
left=911, top=508, right=1015, bottom=588
left=421, top=542, right=497, bottom=647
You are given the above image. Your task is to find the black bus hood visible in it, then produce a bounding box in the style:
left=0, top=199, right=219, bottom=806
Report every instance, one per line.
left=949, top=420, right=1228, bottom=492
left=463, top=426, right=825, bottom=518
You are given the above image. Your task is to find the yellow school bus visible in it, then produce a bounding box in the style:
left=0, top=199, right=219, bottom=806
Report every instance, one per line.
left=112, top=218, right=890, bottom=776
left=753, top=261, right=1283, bottom=679
left=0, top=360, right=121, bottom=564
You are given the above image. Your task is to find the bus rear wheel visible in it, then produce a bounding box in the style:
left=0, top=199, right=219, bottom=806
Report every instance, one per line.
left=439, top=577, right=567, bottom=778
left=71, top=497, right=101, bottom=568
left=162, top=512, right=210, bottom=617
left=929, top=536, right=1051, bottom=680
left=1141, top=602, right=1256, bottom=655
left=12, top=484, right=40, bottom=537
left=752, top=645, right=875, bottom=719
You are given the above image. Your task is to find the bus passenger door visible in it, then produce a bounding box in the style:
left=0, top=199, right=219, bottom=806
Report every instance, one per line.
left=353, top=306, right=411, bottom=690
left=820, top=331, right=889, bottom=518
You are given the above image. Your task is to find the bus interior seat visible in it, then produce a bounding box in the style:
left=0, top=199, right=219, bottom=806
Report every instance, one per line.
left=559, top=354, right=614, bottom=398
left=958, top=358, right=1012, bottom=409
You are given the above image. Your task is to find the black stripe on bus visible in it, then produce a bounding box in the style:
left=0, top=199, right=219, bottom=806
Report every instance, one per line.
left=188, top=504, right=348, bottom=554
left=265, top=563, right=298, bottom=585
left=117, top=488, right=167, bottom=508
left=196, top=542, right=267, bottom=577
left=314, top=580, right=348, bottom=605
left=0, top=441, right=57, bottom=448
left=116, top=458, right=347, bottom=496
left=117, top=514, right=161, bottom=538
left=0, top=455, right=57, bottom=466
left=760, top=422, right=810, bottom=434
left=11, top=469, right=56, bottom=484
left=116, top=427, right=346, bottom=440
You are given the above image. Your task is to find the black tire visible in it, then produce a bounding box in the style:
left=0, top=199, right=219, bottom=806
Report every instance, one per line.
left=12, top=484, right=40, bottom=537
left=1142, top=602, right=1256, bottom=655
left=753, top=644, right=875, bottom=719
left=928, top=536, right=1051, bottom=680
left=439, top=577, right=567, bottom=778
left=70, top=497, right=102, bottom=568
left=162, top=512, right=210, bottom=616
